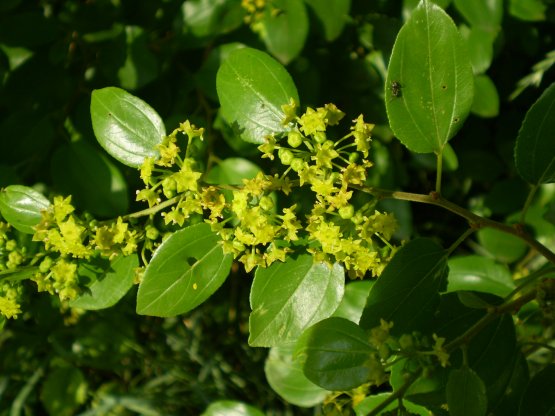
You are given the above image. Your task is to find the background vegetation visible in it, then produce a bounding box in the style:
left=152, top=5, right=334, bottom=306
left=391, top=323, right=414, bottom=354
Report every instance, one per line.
left=1, top=0, right=554, bottom=415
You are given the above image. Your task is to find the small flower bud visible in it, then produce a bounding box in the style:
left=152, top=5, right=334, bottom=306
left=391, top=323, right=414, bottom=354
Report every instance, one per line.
left=259, top=196, right=274, bottom=211
left=278, top=148, right=294, bottom=165
left=313, top=131, right=326, bottom=143
left=162, top=177, right=176, bottom=198
left=349, top=152, right=359, bottom=163
left=290, top=158, right=305, bottom=172
left=145, top=225, right=159, bottom=240
left=339, top=204, right=354, bottom=219
left=399, top=334, right=414, bottom=350
left=39, top=257, right=53, bottom=274
left=5, top=240, right=16, bottom=251
left=287, top=130, right=303, bottom=148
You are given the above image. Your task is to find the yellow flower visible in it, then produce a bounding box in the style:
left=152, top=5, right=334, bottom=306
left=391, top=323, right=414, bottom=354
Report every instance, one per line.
left=312, top=141, right=339, bottom=169
left=172, top=164, right=202, bottom=193
left=258, top=135, right=277, bottom=160
left=281, top=98, right=298, bottom=125
left=280, top=206, right=301, bottom=241
left=201, top=186, right=226, bottom=219
left=179, top=120, right=204, bottom=140
left=351, top=115, right=374, bottom=157
left=323, top=103, right=345, bottom=125
left=136, top=188, right=160, bottom=208
left=299, top=107, right=326, bottom=136
left=341, top=163, right=367, bottom=186
left=52, top=195, right=75, bottom=223
left=0, top=296, right=21, bottom=319
left=51, top=258, right=79, bottom=301
left=157, top=135, right=180, bottom=167
left=140, top=157, right=155, bottom=185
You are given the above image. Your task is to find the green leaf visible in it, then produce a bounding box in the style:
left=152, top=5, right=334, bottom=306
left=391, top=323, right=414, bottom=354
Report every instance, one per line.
left=216, top=47, right=299, bottom=144
left=446, top=366, right=487, bottom=416
left=50, top=140, right=129, bottom=218
left=332, top=280, right=373, bottom=324
left=471, top=74, right=500, bottom=118
left=515, top=82, right=555, bottom=185
left=304, top=0, right=351, bottom=42
left=136, top=223, right=232, bottom=317
left=117, top=26, right=159, bottom=91
left=264, top=344, right=328, bottom=407
left=90, top=87, right=165, bottom=168
left=40, top=367, right=87, bottom=416
left=385, top=0, right=474, bottom=153
left=249, top=255, right=344, bottom=347
left=204, top=158, right=262, bottom=185
left=259, top=0, right=308, bottom=64
left=509, top=0, right=546, bottom=22
left=477, top=228, right=527, bottom=263
left=518, top=364, right=555, bottom=416
left=195, top=43, right=246, bottom=101
left=453, top=0, right=503, bottom=28
left=354, top=393, right=430, bottom=416
left=201, top=401, right=265, bottom=416
left=460, top=25, right=496, bottom=74
left=70, top=254, right=138, bottom=310
left=295, top=317, right=373, bottom=391
left=359, top=238, right=448, bottom=335
left=182, top=0, right=244, bottom=38
left=0, top=185, right=50, bottom=234
left=402, top=0, right=452, bottom=20
left=447, top=255, right=515, bottom=297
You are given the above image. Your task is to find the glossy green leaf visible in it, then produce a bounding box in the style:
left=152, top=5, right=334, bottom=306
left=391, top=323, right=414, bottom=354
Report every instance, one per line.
left=40, top=367, right=87, bottom=416
left=385, top=0, right=474, bottom=153
left=50, top=140, right=129, bottom=218
left=182, top=0, right=244, bottom=38
left=515, top=82, right=555, bottom=185
left=117, top=26, right=158, bottom=91
left=359, top=238, right=448, bottom=335
left=402, top=0, right=452, bottom=20
left=509, top=0, right=546, bottom=22
left=0, top=185, right=50, bottom=234
left=453, top=0, right=503, bottom=28
left=447, top=255, right=515, bottom=297
left=295, top=317, right=372, bottom=391
left=201, top=401, right=265, bottom=416
left=216, top=47, right=299, bottom=144
left=204, top=158, right=262, bottom=185
left=354, top=393, right=429, bottom=416
left=195, top=43, right=246, bottom=101
left=446, top=366, right=487, bottom=416
left=477, top=228, right=527, bottom=263
left=264, top=344, right=328, bottom=407
left=332, top=280, right=373, bottom=324
left=259, top=0, right=308, bottom=64
left=136, top=223, right=232, bottom=317
left=90, top=87, right=165, bottom=168
left=426, top=295, right=518, bottom=406
left=460, top=25, right=496, bottom=74
left=304, top=0, right=351, bottom=41
left=70, top=254, right=138, bottom=310
left=249, top=255, right=344, bottom=347
left=518, top=364, right=555, bottom=416
left=471, top=74, right=499, bottom=118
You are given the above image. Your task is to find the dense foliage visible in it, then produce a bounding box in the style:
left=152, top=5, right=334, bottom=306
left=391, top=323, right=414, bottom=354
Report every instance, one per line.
left=1, top=0, right=555, bottom=415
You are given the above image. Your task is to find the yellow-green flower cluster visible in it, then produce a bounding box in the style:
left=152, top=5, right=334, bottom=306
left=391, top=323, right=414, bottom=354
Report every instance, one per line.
left=257, top=103, right=397, bottom=278
left=137, top=121, right=205, bottom=227
left=241, top=0, right=273, bottom=26
left=0, top=222, right=28, bottom=318
left=136, top=104, right=396, bottom=278
left=0, top=282, right=21, bottom=319
left=32, top=196, right=138, bottom=302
